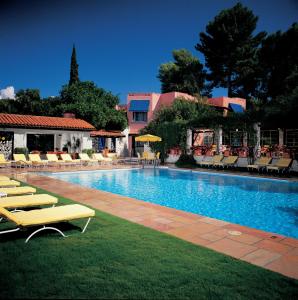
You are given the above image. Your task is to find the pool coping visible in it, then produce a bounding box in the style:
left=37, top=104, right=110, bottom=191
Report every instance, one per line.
left=6, top=168, right=298, bottom=280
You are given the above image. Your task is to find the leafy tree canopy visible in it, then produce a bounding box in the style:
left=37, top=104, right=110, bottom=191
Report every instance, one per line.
left=196, top=2, right=266, bottom=98
left=157, top=49, right=211, bottom=97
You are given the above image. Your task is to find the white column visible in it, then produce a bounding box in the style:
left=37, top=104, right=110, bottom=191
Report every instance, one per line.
left=216, top=126, right=223, bottom=154
left=253, top=123, right=261, bottom=158
left=186, top=129, right=192, bottom=154
left=278, top=128, right=284, bottom=146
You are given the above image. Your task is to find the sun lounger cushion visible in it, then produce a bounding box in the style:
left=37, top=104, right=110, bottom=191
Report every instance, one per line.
left=0, top=204, right=95, bottom=227
left=0, top=186, right=36, bottom=196
left=0, top=194, right=58, bottom=209
left=0, top=180, right=21, bottom=187
left=0, top=176, right=10, bottom=181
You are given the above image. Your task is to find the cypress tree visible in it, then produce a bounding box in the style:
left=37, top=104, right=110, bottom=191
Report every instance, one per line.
left=69, top=45, right=79, bottom=85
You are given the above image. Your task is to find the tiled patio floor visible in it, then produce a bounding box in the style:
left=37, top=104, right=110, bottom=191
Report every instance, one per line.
left=1, top=165, right=298, bottom=280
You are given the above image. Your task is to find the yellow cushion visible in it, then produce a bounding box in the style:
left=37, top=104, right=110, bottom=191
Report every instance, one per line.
left=0, top=176, right=10, bottom=181
left=0, top=194, right=58, bottom=209
left=5, top=204, right=95, bottom=226
left=0, top=180, right=20, bottom=187
left=0, top=186, right=36, bottom=196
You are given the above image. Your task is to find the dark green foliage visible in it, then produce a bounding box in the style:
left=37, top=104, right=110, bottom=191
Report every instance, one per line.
left=82, top=148, right=95, bottom=156
left=69, top=45, right=80, bottom=86
left=59, top=81, right=127, bottom=130
left=175, top=154, right=197, bottom=168
left=0, top=184, right=297, bottom=299
left=158, top=49, right=211, bottom=97
left=196, top=2, right=266, bottom=98
left=13, top=147, right=29, bottom=155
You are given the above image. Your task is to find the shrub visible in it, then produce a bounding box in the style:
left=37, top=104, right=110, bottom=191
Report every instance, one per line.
left=14, top=147, right=29, bottom=155
left=82, top=149, right=95, bottom=157
left=175, top=154, right=196, bottom=168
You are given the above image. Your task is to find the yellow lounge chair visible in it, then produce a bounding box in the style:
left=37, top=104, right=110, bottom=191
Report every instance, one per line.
left=13, top=154, right=32, bottom=168
left=79, top=153, right=98, bottom=165
left=60, top=154, right=82, bottom=166
left=92, top=153, right=112, bottom=164
left=247, top=157, right=272, bottom=172
left=0, top=204, right=95, bottom=243
left=0, top=186, right=36, bottom=197
left=46, top=154, right=68, bottom=167
left=0, top=154, right=11, bottom=168
left=198, top=155, right=223, bottom=167
left=266, top=158, right=292, bottom=173
left=213, top=156, right=238, bottom=168
left=0, top=176, right=11, bottom=181
left=0, top=194, right=57, bottom=210
left=29, top=154, right=48, bottom=167
left=0, top=180, right=20, bottom=188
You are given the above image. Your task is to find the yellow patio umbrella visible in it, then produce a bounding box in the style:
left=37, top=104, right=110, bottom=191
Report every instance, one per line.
left=135, top=134, right=162, bottom=142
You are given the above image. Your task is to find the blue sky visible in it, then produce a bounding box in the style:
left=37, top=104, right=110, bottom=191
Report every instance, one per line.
left=0, top=0, right=297, bottom=103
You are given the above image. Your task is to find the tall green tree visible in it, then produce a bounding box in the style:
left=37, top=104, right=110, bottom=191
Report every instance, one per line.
left=157, top=49, right=211, bottom=97
left=196, top=2, right=266, bottom=98
left=59, top=81, right=127, bottom=130
left=69, top=45, right=80, bottom=86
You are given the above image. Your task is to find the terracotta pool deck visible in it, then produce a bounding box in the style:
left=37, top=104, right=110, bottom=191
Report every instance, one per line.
left=2, top=165, right=298, bottom=280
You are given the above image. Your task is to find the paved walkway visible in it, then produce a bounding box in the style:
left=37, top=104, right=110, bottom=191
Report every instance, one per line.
left=2, top=166, right=298, bottom=280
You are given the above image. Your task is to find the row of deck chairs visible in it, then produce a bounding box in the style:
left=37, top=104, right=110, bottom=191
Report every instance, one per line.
left=197, top=155, right=293, bottom=173
left=0, top=153, right=116, bottom=168
left=0, top=175, right=95, bottom=243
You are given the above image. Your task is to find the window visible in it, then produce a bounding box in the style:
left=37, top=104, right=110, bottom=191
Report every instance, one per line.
left=133, top=112, right=147, bottom=122
left=230, top=131, right=244, bottom=147
left=260, top=130, right=278, bottom=146
left=27, top=134, right=54, bottom=153
left=286, top=129, right=298, bottom=147
left=203, top=132, right=214, bottom=146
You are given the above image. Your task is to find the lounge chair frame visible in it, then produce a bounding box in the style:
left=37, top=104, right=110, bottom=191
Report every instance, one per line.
left=0, top=217, right=92, bottom=243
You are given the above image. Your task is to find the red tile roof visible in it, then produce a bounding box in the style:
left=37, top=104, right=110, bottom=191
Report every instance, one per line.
left=0, top=113, right=95, bottom=131
left=90, top=130, right=125, bottom=137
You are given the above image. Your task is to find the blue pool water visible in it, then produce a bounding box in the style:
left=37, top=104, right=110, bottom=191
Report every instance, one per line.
left=45, top=168, right=298, bottom=238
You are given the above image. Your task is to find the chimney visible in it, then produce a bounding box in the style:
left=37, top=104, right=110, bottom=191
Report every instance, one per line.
left=63, top=112, right=76, bottom=119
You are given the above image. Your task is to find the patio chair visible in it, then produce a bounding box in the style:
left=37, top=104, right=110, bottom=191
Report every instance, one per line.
left=247, top=157, right=272, bottom=172
left=0, top=204, right=95, bottom=243
left=266, top=158, right=292, bottom=173
left=0, top=186, right=36, bottom=197
left=13, top=154, right=32, bottom=168
left=46, top=154, right=67, bottom=167
left=0, top=154, right=11, bottom=168
left=92, top=153, right=112, bottom=164
left=0, top=194, right=57, bottom=215
left=197, top=155, right=223, bottom=167
left=0, top=180, right=21, bottom=188
left=79, top=153, right=98, bottom=165
left=213, top=155, right=238, bottom=168
left=29, top=154, right=48, bottom=167
left=60, top=154, right=82, bottom=166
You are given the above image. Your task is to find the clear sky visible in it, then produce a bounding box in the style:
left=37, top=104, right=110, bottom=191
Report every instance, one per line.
left=0, top=0, right=297, bottom=103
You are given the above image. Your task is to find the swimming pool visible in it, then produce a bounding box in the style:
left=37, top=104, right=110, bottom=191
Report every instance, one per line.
left=45, top=168, right=298, bottom=238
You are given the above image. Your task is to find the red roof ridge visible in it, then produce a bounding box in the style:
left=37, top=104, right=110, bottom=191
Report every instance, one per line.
left=0, top=113, right=95, bottom=130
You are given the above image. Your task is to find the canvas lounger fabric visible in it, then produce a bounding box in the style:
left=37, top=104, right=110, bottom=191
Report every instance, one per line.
left=198, top=155, right=223, bottom=167
left=0, top=154, right=11, bottom=168
left=79, top=153, right=98, bottom=165
left=266, top=158, right=292, bottom=173
left=46, top=154, right=68, bottom=167
left=247, top=157, right=272, bottom=171
left=0, top=176, right=10, bottom=181
left=29, top=154, right=48, bottom=167
left=0, top=180, right=21, bottom=187
left=0, top=204, right=95, bottom=243
left=13, top=154, right=32, bottom=167
left=0, top=186, right=36, bottom=196
left=60, top=154, right=82, bottom=166
left=0, top=194, right=58, bottom=209
left=92, top=153, right=112, bottom=164
left=213, top=156, right=238, bottom=168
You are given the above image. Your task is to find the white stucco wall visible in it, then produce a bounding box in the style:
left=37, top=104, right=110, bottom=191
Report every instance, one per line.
left=0, top=127, right=92, bottom=152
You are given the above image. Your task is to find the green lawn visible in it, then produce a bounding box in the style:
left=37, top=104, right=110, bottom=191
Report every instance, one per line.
left=0, top=185, right=297, bottom=299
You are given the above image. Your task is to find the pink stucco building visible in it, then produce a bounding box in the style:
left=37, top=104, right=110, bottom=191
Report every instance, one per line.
left=126, top=92, right=246, bottom=155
